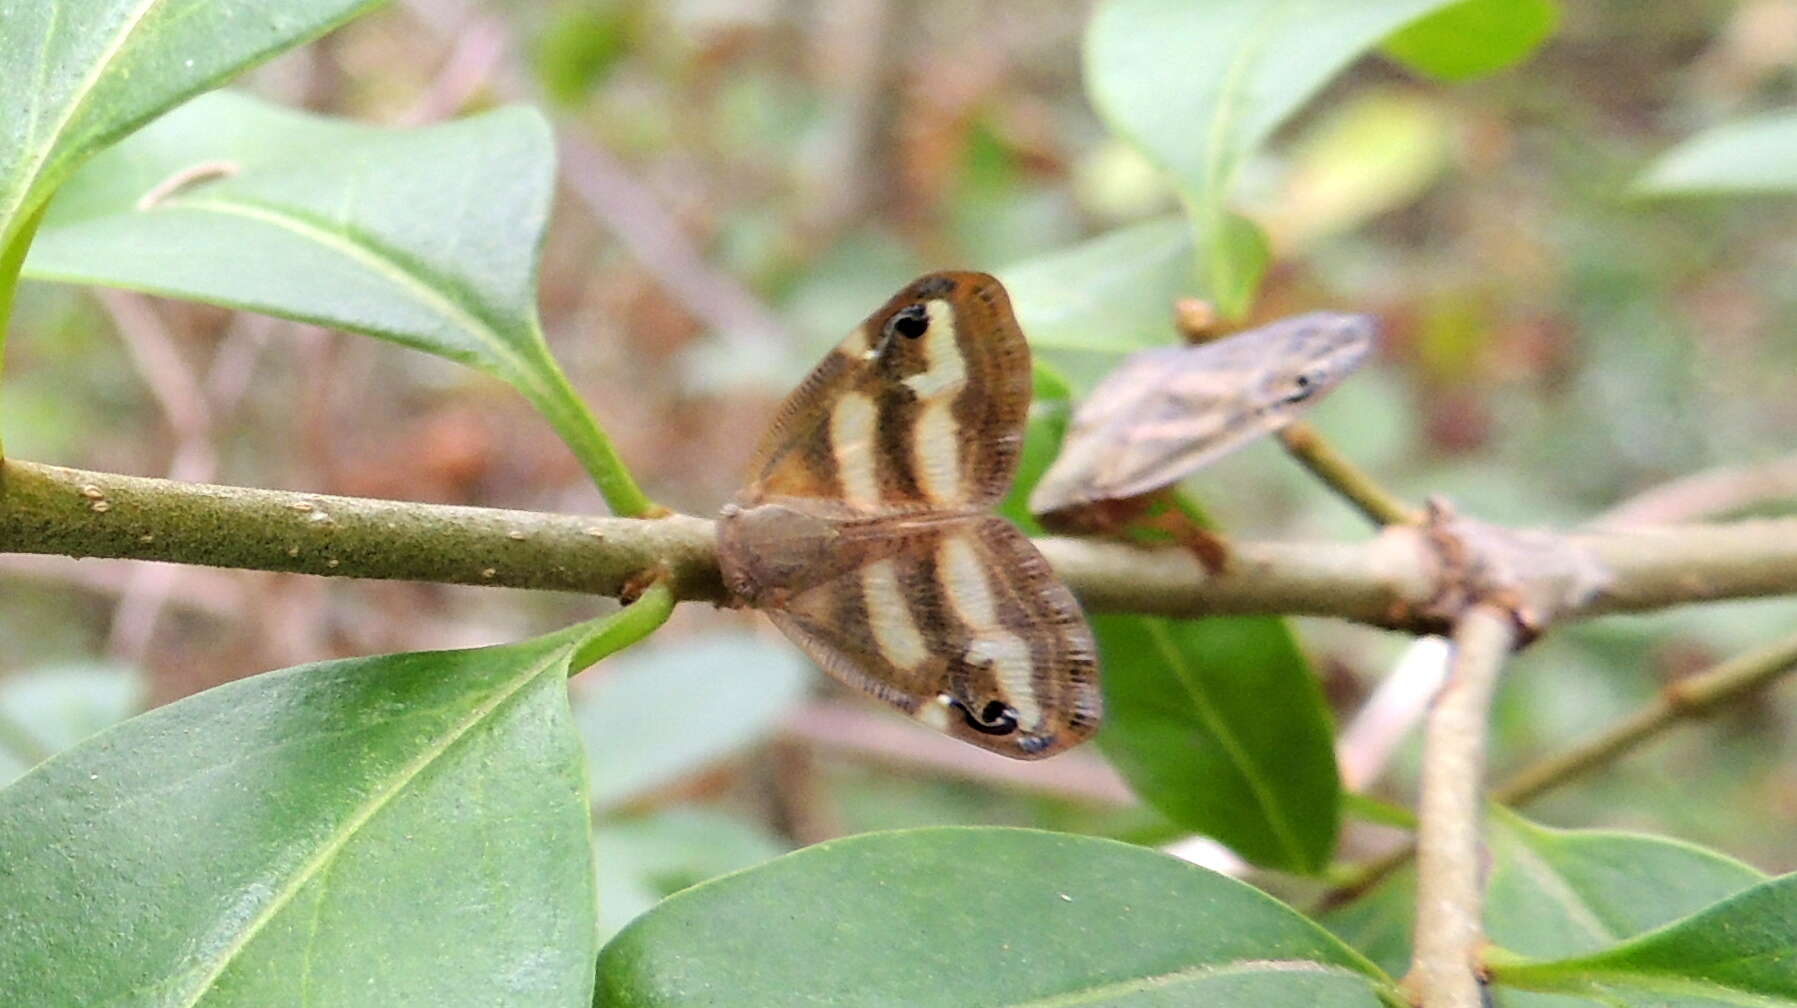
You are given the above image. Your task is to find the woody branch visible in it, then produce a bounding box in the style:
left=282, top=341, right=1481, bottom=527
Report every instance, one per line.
left=4, top=459, right=1797, bottom=627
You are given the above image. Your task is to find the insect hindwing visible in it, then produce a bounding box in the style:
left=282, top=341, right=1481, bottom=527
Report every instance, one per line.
left=718, top=272, right=1099, bottom=759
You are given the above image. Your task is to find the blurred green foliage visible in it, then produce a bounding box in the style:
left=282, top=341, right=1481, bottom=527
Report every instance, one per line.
left=3, top=0, right=1797, bottom=1004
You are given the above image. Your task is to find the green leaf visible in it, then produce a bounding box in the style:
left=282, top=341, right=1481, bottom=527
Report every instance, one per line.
left=575, top=632, right=811, bottom=812
left=0, top=0, right=383, bottom=255
left=1485, top=808, right=1767, bottom=961
left=24, top=90, right=653, bottom=515
left=1381, top=0, right=1558, bottom=82
left=1321, top=868, right=1416, bottom=979
left=1084, top=0, right=1459, bottom=313
left=1633, top=111, right=1797, bottom=197
left=594, top=827, right=1398, bottom=1007
left=1094, top=614, right=1341, bottom=874
left=1324, top=812, right=1768, bottom=992
left=1206, top=211, right=1271, bottom=321
left=997, top=215, right=1193, bottom=356
left=0, top=633, right=596, bottom=1007
left=593, top=808, right=787, bottom=940
left=1490, top=871, right=1797, bottom=1005
left=0, top=662, right=143, bottom=784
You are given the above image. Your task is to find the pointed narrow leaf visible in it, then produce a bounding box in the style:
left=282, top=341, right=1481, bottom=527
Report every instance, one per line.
left=0, top=0, right=383, bottom=253
left=595, top=827, right=1396, bottom=1007
left=0, top=634, right=595, bottom=1007
left=24, top=91, right=647, bottom=512
left=1633, top=111, right=1797, bottom=197
left=1094, top=614, right=1341, bottom=873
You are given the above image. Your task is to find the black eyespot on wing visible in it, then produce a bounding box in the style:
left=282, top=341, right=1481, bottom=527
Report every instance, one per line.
left=887, top=304, right=930, bottom=340
left=954, top=698, right=1019, bottom=736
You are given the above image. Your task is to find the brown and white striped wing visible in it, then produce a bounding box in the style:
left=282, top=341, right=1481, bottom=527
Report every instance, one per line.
left=739, top=271, right=1032, bottom=513
left=762, top=515, right=1099, bottom=759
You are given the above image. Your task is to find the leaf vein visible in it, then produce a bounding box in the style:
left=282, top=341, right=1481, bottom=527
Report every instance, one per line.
left=163, top=644, right=574, bottom=1007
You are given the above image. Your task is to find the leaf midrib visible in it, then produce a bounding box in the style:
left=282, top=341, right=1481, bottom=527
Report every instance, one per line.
left=164, top=193, right=543, bottom=383
left=1144, top=619, right=1309, bottom=868
left=1003, top=958, right=1373, bottom=1008
left=1496, top=836, right=1619, bottom=950
left=153, top=644, right=573, bottom=1008
left=2, top=0, right=164, bottom=245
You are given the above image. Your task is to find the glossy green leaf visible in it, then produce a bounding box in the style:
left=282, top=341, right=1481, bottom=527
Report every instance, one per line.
left=1485, top=808, right=1767, bottom=961
left=1094, top=614, right=1341, bottom=873
left=1084, top=0, right=1458, bottom=314
left=0, top=0, right=383, bottom=255
left=594, top=808, right=787, bottom=940
left=1491, top=871, right=1797, bottom=1005
left=0, top=632, right=597, bottom=1007
left=594, top=827, right=1397, bottom=1007
left=575, top=632, right=811, bottom=812
left=1324, top=812, right=1768, bottom=991
left=24, top=90, right=651, bottom=514
left=1382, top=0, right=1558, bottom=82
left=0, top=662, right=143, bottom=785
left=1633, top=111, right=1797, bottom=197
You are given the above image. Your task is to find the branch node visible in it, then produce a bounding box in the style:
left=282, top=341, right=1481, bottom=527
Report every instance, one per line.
left=1418, top=497, right=1611, bottom=638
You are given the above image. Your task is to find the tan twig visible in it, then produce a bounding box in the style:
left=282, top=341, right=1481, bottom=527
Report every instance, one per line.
left=1596, top=452, right=1797, bottom=526
left=1404, top=605, right=1516, bottom=1008
left=7, top=460, right=1797, bottom=631
left=1494, top=628, right=1797, bottom=805
left=1278, top=421, right=1423, bottom=526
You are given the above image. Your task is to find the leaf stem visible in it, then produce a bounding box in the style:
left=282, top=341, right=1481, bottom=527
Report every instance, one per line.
left=1493, top=628, right=1797, bottom=805
left=1278, top=421, right=1421, bottom=526
left=526, top=345, right=664, bottom=519
left=1404, top=604, right=1515, bottom=1008
left=0, top=202, right=48, bottom=394
left=568, top=580, right=675, bottom=671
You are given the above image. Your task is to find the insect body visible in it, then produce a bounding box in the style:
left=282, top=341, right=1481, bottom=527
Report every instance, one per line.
left=718, top=273, right=1100, bottom=759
